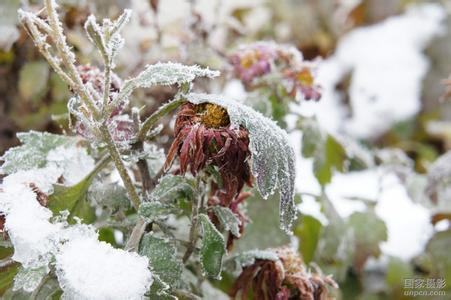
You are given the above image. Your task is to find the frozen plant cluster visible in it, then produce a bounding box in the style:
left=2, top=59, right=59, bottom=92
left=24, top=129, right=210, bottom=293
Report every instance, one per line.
left=0, top=144, right=152, bottom=299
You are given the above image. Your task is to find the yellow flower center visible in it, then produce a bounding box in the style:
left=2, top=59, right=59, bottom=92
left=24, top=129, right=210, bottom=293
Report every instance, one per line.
left=240, top=51, right=260, bottom=69
left=196, top=103, right=230, bottom=128
left=296, top=68, right=314, bottom=86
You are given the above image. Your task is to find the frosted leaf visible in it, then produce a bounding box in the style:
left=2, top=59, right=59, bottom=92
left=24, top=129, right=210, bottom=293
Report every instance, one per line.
left=84, top=15, right=107, bottom=56
left=118, top=62, right=219, bottom=101
left=186, top=93, right=297, bottom=233
left=13, top=266, right=49, bottom=292
left=212, top=206, right=241, bottom=237
left=88, top=182, right=129, bottom=211
left=84, top=9, right=130, bottom=63
left=139, top=233, right=182, bottom=292
left=138, top=202, right=179, bottom=223
left=198, top=214, right=226, bottom=279
left=149, top=174, right=195, bottom=203
left=225, top=249, right=279, bottom=273
left=109, top=9, right=132, bottom=37
left=55, top=237, right=152, bottom=300
left=1, top=131, right=77, bottom=174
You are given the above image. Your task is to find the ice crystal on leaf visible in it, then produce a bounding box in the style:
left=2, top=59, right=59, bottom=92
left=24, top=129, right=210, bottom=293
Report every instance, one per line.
left=13, top=266, right=49, bottom=293
left=117, top=62, right=219, bottom=102
left=186, top=93, right=297, bottom=233
left=1, top=131, right=78, bottom=174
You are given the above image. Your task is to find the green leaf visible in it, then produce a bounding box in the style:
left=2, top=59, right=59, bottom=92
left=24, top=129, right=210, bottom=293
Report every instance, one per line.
left=348, top=210, right=387, bottom=271
left=348, top=211, right=387, bottom=252
left=48, top=175, right=96, bottom=224
left=0, top=264, right=19, bottom=296
left=138, top=202, right=180, bottom=222
left=294, top=215, right=323, bottom=264
left=198, top=214, right=226, bottom=279
left=385, top=257, right=413, bottom=289
left=149, top=174, right=195, bottom=203
left=234, top=193, right=290, bottom=252
left=314, top=135, right=346, bottom=185
left=88, top=182, right=130, bottom=212
left=299, top=117, right=323, bottom=158
left=212, top=206, right=241, bottom=237
left=139, top=233, right=182, bottom=294
left=423, top=230, right=451, bottom=284
left=1, top=131, right=77, bottom=174
left=187, top=93, right=297, bottom=233
left=18, top=61, right=49, bottom=102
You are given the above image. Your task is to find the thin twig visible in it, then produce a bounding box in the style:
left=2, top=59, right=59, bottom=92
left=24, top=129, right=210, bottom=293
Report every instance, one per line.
left=125, top=218, right=147, bottom=251
left=99, top=124, right=141, bottom=210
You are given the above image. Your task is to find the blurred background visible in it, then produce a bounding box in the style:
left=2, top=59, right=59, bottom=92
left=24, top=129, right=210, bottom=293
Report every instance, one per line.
left=1, top=0, right=451, bottom=299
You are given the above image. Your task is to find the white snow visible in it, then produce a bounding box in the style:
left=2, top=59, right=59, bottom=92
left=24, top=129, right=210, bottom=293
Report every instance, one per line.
left=47, top=145, right=95, bottom=185
left=287, top=3, right=445, bottom=261
left=55, top=237, right=152, bottom=300
left=295, top=3, right=446, bottom=139
left=0, top=145, right=152, bottom=298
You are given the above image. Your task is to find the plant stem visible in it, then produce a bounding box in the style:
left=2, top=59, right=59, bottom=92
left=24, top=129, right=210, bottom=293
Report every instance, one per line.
left=132, top=141, right=153, bottom=194
left=99, top=124, right=141, bottom=210
left=102, top=61, right=112, bottom=117
left=137, top=98, right=185, bottom=141
left=125, top=218, right=147, bottom=251
left=44, top=0, right=100, bottom=119
left=183, top=192, right=201, bottom=263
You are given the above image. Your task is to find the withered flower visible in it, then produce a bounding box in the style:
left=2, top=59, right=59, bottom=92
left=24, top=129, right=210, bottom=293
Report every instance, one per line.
left=165, top=102, right=252, bottom=204
left=165, top=102, right=253, bottom=247
left=231, top=247, right=338, bottom=300
left=283, top=67, right=321, bottom=101
left=73, top=65, right=134, bottom=144
left=229, top=43, right=276, bottom=84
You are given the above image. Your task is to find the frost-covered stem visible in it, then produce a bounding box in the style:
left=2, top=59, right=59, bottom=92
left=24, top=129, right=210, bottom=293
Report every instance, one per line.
left=20, top=15, right=75, bottom=88
left=102, top=60, right=111, bottom=117
left=125, top=218, right=146, bottom=251
left=0, top=257, right=15, bottom=269
left=183, top=191, right=201, bottom=263
left=137, top=98, right=185, bottom=141
left=133, top=141, right=153, bottom=194
left=44, top=0, right=100, bottom=118
left=99, top=124, right=141, bottom=210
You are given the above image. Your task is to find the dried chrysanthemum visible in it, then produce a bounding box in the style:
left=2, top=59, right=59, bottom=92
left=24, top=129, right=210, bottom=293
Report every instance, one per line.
left=165, top=102, right=252, bottom=204
left=283, top=67, right=321, bottom=101
left=165, top=102, right=253, bottom=246
left=71, top=65, right=134, bottom=145
left=229, top=43, right=276, bottom=84
left=231, top=247, right=338, bottom=300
